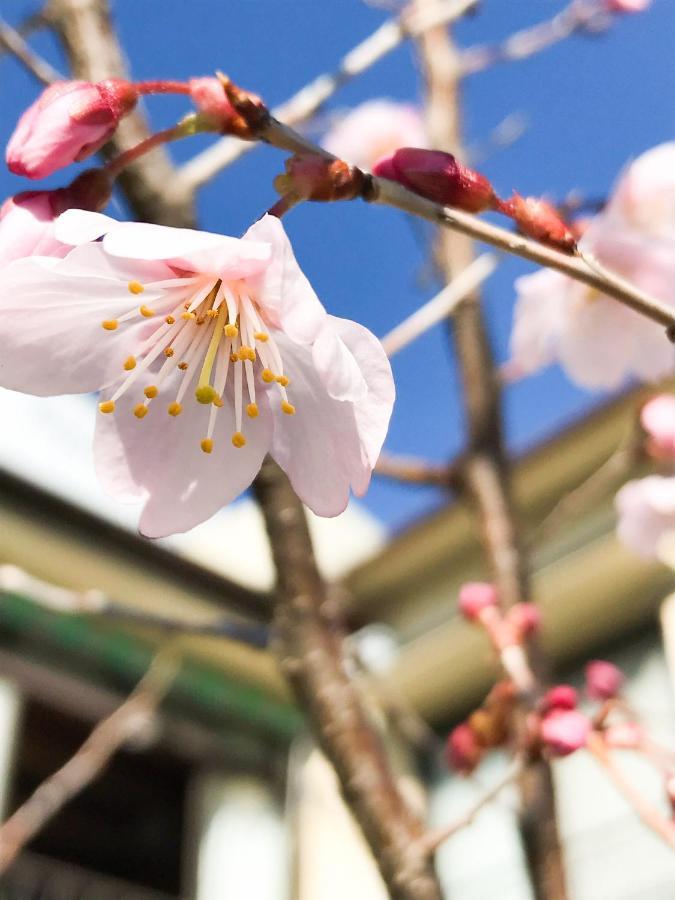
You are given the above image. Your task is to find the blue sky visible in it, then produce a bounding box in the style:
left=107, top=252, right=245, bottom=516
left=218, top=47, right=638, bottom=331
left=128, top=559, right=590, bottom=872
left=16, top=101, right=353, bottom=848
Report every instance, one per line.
left=1, top=0, right=674, bottom=531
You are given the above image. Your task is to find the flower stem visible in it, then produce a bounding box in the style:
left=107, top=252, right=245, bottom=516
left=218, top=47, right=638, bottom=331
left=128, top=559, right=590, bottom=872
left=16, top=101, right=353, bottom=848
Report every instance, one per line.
left=105, top=115, right=215, bottom=179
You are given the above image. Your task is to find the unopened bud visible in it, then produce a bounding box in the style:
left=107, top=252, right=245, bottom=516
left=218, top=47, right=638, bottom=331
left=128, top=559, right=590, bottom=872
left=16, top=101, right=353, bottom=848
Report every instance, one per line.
left=217, top=73, right=269, bottom=139
left=499, top=193, right=577, bottom=253
left=603, top=0, right=651, bottom=13
left=585, top=660, right=624, bottom=701
left=189, top=77, right=236, bottom=131
left=280, top=154, right=366, bottom=202
left=372, top=148, right=497, bottom=213
left=458, top=582, right=499, bottom=621
left=540, top=684, right=578, bottom=714
left=540, top=709, right=591, bottom=756
left=507, top=602, right=542, bottom=638
left=446, top=722, right=483, bottom=774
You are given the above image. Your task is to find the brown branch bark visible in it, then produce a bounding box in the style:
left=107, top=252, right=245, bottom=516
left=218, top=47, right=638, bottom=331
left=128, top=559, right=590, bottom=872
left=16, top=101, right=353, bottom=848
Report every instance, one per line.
left=415, top=7, right=568, bottom=899
left=47, top=0, right=195, bottom=227
left=254, top=460, right=443, bottom=900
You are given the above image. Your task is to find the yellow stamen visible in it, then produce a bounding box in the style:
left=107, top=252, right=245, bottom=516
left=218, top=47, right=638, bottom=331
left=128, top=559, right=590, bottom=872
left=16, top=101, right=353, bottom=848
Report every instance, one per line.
left=276, top=375, right=290, bottom=387
left=206, top=309, right=219, bottom=318
left=213, top=396, right=224, bottom=408
left=254, top=331, right=269, bottom=342
left=246, top=402, right=259, bottom=418
left=134, top=403, right=149, bottom=419
left=102, top=319, right=118, bottom=331
left=165, top=315, right=175, bottom=325
left=181, top=311, right=196, bottom=320
left=139, top=305, right=155, bottom=317
left=144, top=385, right=158, bottom=399
left=178, top=362, right=188, bottom=371
left=98, top=400, right=115, bottom=414
left=281, top=401, right=296, bottom=415
left=200, top=438, right=214, bottom=454
left=128, top=280, right=144, bottom=294
left=224, top=323, right=239, bottom=337
left=168, top=402, right=183, bottom=417
left=237, top=345, right=253, bottom=361
left=164, top=347, right=174, bottom=357
left=230, top=353, right=238, bottom=363
left=196, top=304, right=227, bottom=401
left=195, top=385, right=218, bottom=405
left=123, top=356, right=136, bottom=371
left=261, top=368, right=276, bottom=383
left=232, top=432, right=247, bottom=448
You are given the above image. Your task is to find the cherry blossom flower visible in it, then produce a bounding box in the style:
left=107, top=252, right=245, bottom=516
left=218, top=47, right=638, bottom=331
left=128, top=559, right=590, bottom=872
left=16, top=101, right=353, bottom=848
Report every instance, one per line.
left=615, top=476, right=675, bottom=558
left=585, top=660, right=624, bottom=700
left=509, top=144, right=675, bottom=390
left=6, top=79, right=137, bottom=179
left=0, top=211, right=394, bottom=537
left=540, top=709, right=591, bottom=756
left=322, top=99, right=427, bottom=171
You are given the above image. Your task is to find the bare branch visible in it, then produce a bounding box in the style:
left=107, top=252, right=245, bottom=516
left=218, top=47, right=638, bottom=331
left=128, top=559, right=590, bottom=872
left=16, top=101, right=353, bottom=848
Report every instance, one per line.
left=0, top=15, right=61, bottom=84
left=178, top=0, right=478, bottom=191
left=375, top=451, right=458, bottom=488
left=0, top=651, right=178, bottom=873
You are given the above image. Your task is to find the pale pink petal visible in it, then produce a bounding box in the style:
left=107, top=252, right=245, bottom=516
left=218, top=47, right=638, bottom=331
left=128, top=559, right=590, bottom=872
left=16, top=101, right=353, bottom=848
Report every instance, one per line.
left=0, top=254, right=167, bottom=395
left=312, top=322, right=367, bottom=402
left=615, top=476, right=675, bottom=558
left=102, top=220, right=271, bottom=278
left=244, top=215, right=327, bottom=343
left=94, top=372, right=273, bottom=537
left=270, top=317, right=393, bottom=515
left=54, top=208, right=119, bottom=245
left=641, top=395, right=675, bottom=454
left=0, top=193, right=67, bottom=268
left=510, top=268, right=570, bottom=374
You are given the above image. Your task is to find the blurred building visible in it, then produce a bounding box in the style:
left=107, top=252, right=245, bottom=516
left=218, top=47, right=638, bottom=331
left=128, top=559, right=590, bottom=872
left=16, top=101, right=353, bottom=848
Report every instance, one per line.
left=0, top=385, right=674, bottom=898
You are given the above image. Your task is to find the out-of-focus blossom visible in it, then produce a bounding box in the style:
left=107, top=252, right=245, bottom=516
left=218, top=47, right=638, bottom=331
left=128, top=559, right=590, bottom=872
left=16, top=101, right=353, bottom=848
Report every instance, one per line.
left=507, top=602, right=542, bottom=638
left=540, top=709, right=591, bottom=756
left=0, top=211, right=393, bottom=537
left=641, top=394, right=675, bottom=458
left=509, top=144, right=675, bottom=390
left=615, top=476, right=675, bottom=558
left=446, top=722, right=483, bottom=773
left=604, top=0, right=651, bottom=14
left=604, top=721, right=644, bottom=749
left=585, top=660, right=624, bottom=700
left=541, top=685, right=578, bottom=713
left=322, top=99, right=427, bottom=171
left=6, top=79, right=137, bottom=179
left=373, top=147, right=496, bottom=213
left=458, top=581, right=499, bottom=621
left=0, top=169, right=111, bottom=270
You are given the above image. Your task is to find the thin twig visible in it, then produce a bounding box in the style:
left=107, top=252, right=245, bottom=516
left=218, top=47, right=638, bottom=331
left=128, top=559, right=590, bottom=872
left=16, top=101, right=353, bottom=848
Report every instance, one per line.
left=418, top=755, right=525, bottom=855
left=380, top=253, right=498, bottom=357
left=0, top=650, right=179, bottom=873
left=374, top=451, right=458, bottom=488
left=587, top=732, right=675, bottom=851
left=178, top=0, right=478, bottom=191
left=0, top=15, right=61, bottom=84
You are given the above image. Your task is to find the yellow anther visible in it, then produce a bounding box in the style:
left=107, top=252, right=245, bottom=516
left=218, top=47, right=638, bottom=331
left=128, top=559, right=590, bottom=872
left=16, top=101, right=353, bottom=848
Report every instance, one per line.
left=276, top=375, right=290, bottom=387
left=98, top=400, right=115, bottom=414
left=165, top=315, right=176, bottom=325
left=224, top=323, right=239, bottom=337
left=168, top=402, right=183, bottom=417
left=254, top=331, right=269, bottom=342
left=181, top=311, right=196, bottom=320
left=164, top=347, right=174, bottom=357
left=139, top=305, right=155, bottom=318
left=237, top=345, right=254, bottom=361
left=123, top=356, right=136, bottom=371
left=231, top=432, right=247, bottom=448
left=261, top=368, right=276, bottom=383
left=200, top=438, right=214, bottom=454
left=195, top=384, right=217, bottom=405
left=213, top=396, right=224, bottom=408
left=246, top=403, right=259, bottom=418
left=206, top=309, right=219, bottom=318
left=144, top=385, right=158, bottom=399
left=178, top=361, right=188, bottom=371
left=102, top=319, right=118, bottom=331
left=134, top=403, right=149, bottom=419
left=281, top=401, right=296, bottom=415
left=128, top=280, right=145, bottom=294
left=230, top=353, right=238, bottom=363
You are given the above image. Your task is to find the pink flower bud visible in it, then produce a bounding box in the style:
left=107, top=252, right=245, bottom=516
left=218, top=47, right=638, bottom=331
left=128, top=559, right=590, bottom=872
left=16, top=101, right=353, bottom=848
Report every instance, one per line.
left=507, top=602, right=542, bottom=638
left=500, top=193, right=577, bottom=253
left=0, top=169, right=111, bottom=270
left=189, top=77, right=235, bottom=129
left=458, top=582, right=499, bottom=621
left=540, top=710, right=591, bottom=756
left=372, top=148, right=496, bottom=213
left=640, top=395, right=675, bottom=459
left=541, top=685, right=578, bottom=713
left=585, top=660, right=624, bottom=701
left=604, top=0, right=650, bottom=13
left=6, top=79, right=137, bottom=179
left=446, top=722, right=483, bottom=773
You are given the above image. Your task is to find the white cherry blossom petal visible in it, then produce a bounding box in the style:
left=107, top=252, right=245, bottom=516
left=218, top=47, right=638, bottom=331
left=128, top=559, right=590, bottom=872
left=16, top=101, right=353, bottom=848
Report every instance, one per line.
left=53, top=208, right=117, bottom=245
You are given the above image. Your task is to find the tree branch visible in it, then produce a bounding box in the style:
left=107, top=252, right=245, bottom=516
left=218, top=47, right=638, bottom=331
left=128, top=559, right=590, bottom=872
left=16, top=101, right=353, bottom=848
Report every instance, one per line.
left=254, top=459, right=443, bottom=900
left=0, top=15, right=61, bottom=84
